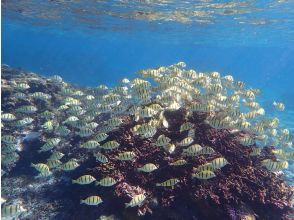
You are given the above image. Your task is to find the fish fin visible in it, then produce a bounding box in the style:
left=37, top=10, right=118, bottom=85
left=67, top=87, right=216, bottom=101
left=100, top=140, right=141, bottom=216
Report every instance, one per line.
left=134, top=115, right=140, bottom=122
left=162, top=117, right=169, bottom=128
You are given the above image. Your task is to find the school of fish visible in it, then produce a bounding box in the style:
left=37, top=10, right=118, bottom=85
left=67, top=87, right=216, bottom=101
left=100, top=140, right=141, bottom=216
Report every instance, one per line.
left=1, top=62, right=293, bottom=218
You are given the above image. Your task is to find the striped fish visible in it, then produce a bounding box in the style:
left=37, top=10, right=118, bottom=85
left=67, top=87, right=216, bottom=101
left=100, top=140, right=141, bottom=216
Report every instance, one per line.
left=193, top=163, right=214, bottom=173
left=39, top=138, right=61, bottom=153
left=192, top=171, right=216, bottom=180
left=40, top=110, right=55, bottom=119
left=80, top=196, right=103, bottom=206
left=1, top=204, right=26, bottom=217
left=94, top=152, right=108, bottom=163
left=182, top=144, right=202, bottom=155
left=206, top=118, right=227, bottom=129
left=250, top=148, right=261, bottom=156
left=48, top=151, right=64, bottom=160
left=125, top=194, right=146, bottom=208
left=72, top=175, right=96, bottom=184
left=64, top=97, right=81, bottom=106
left=15, top=82, right=30, bottom=90
left=31, top=163, right=50, bottom=173
left=87, top=122, right=98, bottom=129
left=239, top=136, right=255, bottom=146
left=60, top=160, right=79, bottom=171
left=55, top=125, right=71, bottom=136
left=2, top=144, right=18, bottom=153
left=81, top=140, right=100, bottom=149
left=170, top=159, right=187, bottom=166
left=156, top=178, right=179, bottom=187
left=77, top=127, right=94, bottom=137
left=155, top=134, right=171, bottom=147
left=14, top=92, right=27, bottom=99
left=117, top=151, right=136, bottom=161
left=210, top=157, right=229, bottom=169
left=83, top=115, right=95, bottom=122
left=262, top=159, right=288, bottom=172
left=1, top=113, right=16, bottom=121
left=95, top=177, right=117, bottom=187
left=137, top=163, right=158, bottom=173
left=15, top=117, right=34, bottom=127
left=101, top=140, right=120, bottom=150
left=178, top=137, right=193, bottom=147
left=107, top=117, right=123, bottom=127
left=16, top=105, right=37, bottom=114
left=198, top=146, right=215, bottom=155
left=30, top=92, right=51, bottom=100
left=35, top=170, right=52, bottom=178
left=2, top=135, right=17, bottom=144
left=180, top=122, right=194, bottom=132
left=94, top=133, right=109, bottom=142
left=235, top=120, right=251, bottom=130
left=67, top=106, right=84, bottom=115
left=136, top=124, right=157, bottom=138
left=47, top=159, right=62, bottom=169
left=139, top=107, right=157, bottom=118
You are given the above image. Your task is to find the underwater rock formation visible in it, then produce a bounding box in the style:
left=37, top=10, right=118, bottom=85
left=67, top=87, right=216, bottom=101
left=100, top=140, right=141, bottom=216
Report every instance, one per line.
left=1, top=64, right=293, bottom=219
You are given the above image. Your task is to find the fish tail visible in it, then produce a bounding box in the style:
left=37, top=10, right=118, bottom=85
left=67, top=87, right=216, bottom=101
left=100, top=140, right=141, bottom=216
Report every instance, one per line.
left=72, top=180, right=76, bottom=184
left=30, top=163, right=35, bottom=167
left=80, top=200, right=84, bottom=204
left=125, top=203, right=129, bottom=208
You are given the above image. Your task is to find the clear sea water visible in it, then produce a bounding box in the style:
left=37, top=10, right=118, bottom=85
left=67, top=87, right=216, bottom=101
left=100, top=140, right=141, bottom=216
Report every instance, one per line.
left=1, top=0, right=294, bottom=217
